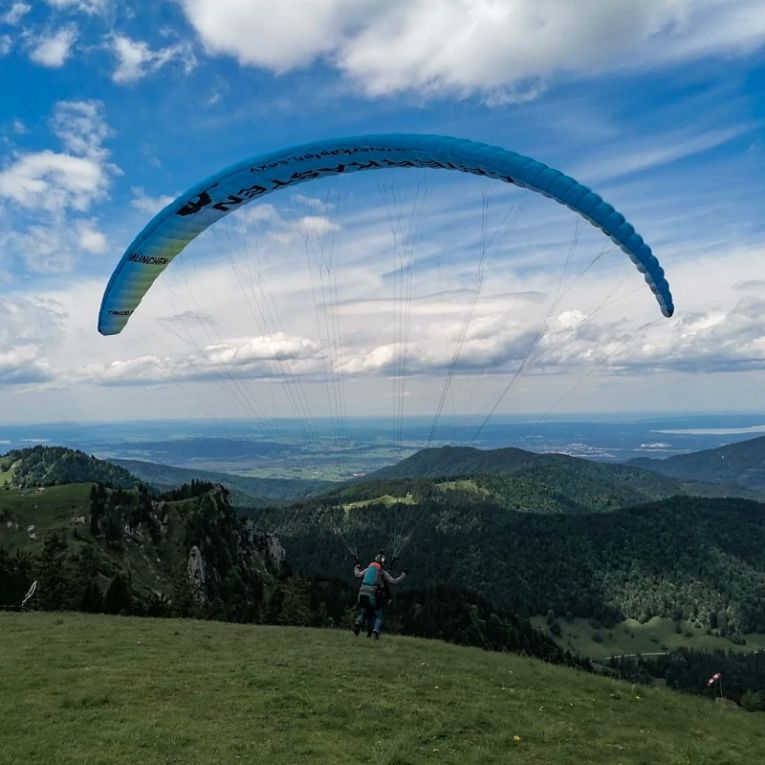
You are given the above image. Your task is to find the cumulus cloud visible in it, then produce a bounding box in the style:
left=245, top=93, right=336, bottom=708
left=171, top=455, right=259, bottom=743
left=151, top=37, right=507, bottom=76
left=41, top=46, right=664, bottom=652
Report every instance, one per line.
left=181, top=0, right=765, bottom=101
left=2, top=2, right=30, bottom=25
left=0, top=100, right=116, bottom=274
left=82, top=332, right=322, bottom=385
left=109, top=34, right=197, bottom=83
left=0, top=150, right=110, bottom=212
left=182, top=0, right=362, bottom=72
left=75, top=218, right=108, bottom=254
left=0, top=100, right=114, bottom=214
left=522, top=294, right=765, bottom=376
left=0, top=35, right=11, bottom=55
left=29, top=25, right=78, bottom=67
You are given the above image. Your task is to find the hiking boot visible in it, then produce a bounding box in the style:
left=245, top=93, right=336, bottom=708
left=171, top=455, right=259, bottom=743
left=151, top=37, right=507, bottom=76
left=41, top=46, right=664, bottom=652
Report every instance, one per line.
left=353, top=623, right=361, bottom=636
left=367, top=629, right=373, bottom=638
left=372, top=630, right=379, bottom=640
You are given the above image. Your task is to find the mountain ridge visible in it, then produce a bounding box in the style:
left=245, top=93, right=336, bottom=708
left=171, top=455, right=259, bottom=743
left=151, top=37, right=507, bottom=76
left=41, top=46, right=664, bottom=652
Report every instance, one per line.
left=629, top=434, right=765, bottom=491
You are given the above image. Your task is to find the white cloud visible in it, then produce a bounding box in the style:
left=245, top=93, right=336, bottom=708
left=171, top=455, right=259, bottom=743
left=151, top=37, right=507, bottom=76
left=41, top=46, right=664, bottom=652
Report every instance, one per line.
left=14, top=225, right=76, bottom=273
left=0, top=35, right=11, bottom=55
left=0, top=100, right=114, bottom=214
left=182, top=0, right=364, bottom=73
left=0, top=345, right=52, bottom=383
left=130, top=187, right=175, bottom=216
left=583, top=123, right=758, bottom=182
left=297, top=215, right=340, bottom=238
left=51, top=100, right=110, bottom=158
left=0, top=296, right=64, bottom=384
left=2, top=3, right=30, bottom=25
left=0, top=100, right=116, bottom=276
left=82, top=332, right=322, bottom=385
left=292, top=194, right=336, bottom=213
left=0, top=150, right=110, bottom=212
left=110, top=34, right=197, bottom=84
left=4, top=217, right=107, bottom=274
left=29, top=25, right=78, bottom=68
left=182, top=0, right=765, bottom=101
left=45, top=0, right=108, bottom=13
left=76, top=219, right=108, bottom=254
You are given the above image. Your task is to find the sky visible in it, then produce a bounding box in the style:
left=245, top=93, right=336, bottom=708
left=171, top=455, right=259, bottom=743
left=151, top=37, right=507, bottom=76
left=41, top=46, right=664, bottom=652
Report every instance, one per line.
left=1, top=0, right=764, bottom=427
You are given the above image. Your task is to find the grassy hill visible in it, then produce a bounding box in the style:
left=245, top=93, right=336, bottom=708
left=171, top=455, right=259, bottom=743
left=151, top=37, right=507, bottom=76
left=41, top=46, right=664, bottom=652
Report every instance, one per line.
left=629, top=434, right=765, bottom=492
left=0, top=482, right=93, bottom=554
left=530, top=615, right=765, bottom=661
left=1, top=612, right=763, bottom=765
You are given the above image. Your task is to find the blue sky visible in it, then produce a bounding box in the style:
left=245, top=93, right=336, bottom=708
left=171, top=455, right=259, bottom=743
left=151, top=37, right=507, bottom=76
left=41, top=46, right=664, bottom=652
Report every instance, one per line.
left=1, top=0, right=764, bottom=425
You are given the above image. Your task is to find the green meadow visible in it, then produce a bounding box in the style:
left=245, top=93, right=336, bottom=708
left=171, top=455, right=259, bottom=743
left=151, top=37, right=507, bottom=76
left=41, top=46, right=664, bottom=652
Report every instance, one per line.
left=531, top=616, right=765, bottom=661
left=1, top=612, right=763, bottom=764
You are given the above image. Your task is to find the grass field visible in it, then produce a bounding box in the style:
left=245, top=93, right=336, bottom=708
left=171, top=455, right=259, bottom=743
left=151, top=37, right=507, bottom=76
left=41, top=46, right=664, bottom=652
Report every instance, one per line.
left=0, top=483, right=92, bottom=554
left=342, top=493, right=418, bottom=510
left=1, top=612, right=763, bottom=764
left=530, top=616, right=765, bottom=660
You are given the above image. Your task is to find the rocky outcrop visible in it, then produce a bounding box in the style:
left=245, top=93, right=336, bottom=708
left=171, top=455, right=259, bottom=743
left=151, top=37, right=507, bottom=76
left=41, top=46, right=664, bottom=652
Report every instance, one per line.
left=187, top=545, right=207, bottom=605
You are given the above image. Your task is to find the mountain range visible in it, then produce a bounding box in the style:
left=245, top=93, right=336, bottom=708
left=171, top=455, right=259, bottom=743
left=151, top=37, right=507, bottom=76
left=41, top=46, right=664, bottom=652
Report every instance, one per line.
left=4, top=435, right=765, bottom=645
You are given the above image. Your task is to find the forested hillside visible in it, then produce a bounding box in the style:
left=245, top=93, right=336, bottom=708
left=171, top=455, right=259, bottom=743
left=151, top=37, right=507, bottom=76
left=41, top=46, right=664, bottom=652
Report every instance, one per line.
left=0, top=480, right=281, bottom=622
left=361, top=445, right=757, bottom=506
left=257, top=495, right=765, bottom=636
left=0, top=446, right=139, bottom=490
left=629, top=434, right=765, bottom=491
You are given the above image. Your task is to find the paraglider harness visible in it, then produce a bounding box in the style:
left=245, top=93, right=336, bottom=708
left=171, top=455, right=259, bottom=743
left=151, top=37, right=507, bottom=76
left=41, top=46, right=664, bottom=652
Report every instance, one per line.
left=356, top=553, right=393, bottom=611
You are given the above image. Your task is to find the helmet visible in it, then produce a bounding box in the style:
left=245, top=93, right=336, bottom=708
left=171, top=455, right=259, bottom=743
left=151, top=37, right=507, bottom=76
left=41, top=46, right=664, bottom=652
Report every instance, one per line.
left=374, top=551, right=386, bottom=565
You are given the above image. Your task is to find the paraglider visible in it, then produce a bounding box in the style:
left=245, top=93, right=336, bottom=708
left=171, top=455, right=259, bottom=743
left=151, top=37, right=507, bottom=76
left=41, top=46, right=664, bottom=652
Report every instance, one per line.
left=98, top=134, right=674, bottom=336
left=353, top=551, right=407, bottom=639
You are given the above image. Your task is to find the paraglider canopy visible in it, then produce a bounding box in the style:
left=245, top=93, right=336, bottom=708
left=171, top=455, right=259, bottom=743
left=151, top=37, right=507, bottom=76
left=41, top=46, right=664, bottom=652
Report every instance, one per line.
left=98, top=134, right=673, bottom=336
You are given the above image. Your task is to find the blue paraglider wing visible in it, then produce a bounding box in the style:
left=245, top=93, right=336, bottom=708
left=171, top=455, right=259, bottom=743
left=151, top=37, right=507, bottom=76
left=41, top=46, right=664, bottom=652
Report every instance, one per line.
left=98, top=134, right=673, bottom=335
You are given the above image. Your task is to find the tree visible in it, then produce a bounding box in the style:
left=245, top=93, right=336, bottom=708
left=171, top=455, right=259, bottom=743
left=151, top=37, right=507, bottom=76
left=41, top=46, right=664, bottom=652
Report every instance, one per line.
left=104, top=573, right=132, bottom=615
left=277, top=576, right=314, bottom=626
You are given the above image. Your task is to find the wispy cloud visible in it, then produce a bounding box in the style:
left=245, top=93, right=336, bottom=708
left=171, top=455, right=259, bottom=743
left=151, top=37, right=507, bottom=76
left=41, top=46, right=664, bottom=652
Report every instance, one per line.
left=109, top=33, right=196, bottom=84
left=0, top=100, right=116, bottom=274
left=44, top=0, right=109, bottom=14
left=583, top=123, right=758, bottom=182
left=2, top=2, right=30, bottom=25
